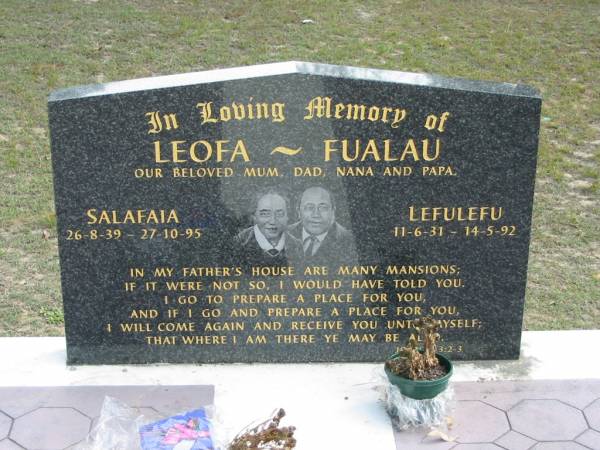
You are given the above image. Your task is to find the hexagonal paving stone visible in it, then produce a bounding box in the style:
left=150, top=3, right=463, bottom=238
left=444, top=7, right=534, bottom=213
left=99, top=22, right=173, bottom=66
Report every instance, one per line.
left=576, top=429, right=600, bottom=450
left=495, top=430, right=537, bottom=450
left=394, top=428, right=455, bottom=450
left=532, top=443, right=589, bottom=449
left=452, top=445, right=504, bottom=449
left=452, top=401, right=509, bottom=443
left=0, top=412, right=12, bottom=440
left=0, top=440, right=24, bottom=450
left=509, top=399, right=588, bottom=441
left=585, top=398, right=600, bottom=432
left=11, top=407, right=90, bottom=450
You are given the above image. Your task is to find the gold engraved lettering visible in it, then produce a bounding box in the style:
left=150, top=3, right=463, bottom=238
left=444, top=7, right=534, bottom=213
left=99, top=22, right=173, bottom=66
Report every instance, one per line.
left=383, top=166, right=413, bottom=176
left=336, top=166, right=374, bottom=177
left=348, top=306, right=387, bottom=317
left=145, top=336, right=177, bottom=345
left=172, top=167, right=234, bottom=178
left=229, top=308, right=259, bottom=318
left=394, top=279, right=427, bottom=288
left=243, top=167, right=279, bottom=177
left=195, top=102, right=219, bottom=124
left=408, top=206, right=504, bottom=222
left=385, top=318, right=481, bottom=330
left=267, top=307, right=322, bottom=317
left=304, top=97, right=406, bottom=128
left=338, top=265, right=378, bottom=275
left=395, top=306, right=422, bottom=315
left=157, top=322, right=196, bottom=332
left=246, top=335, right=268, bottom=344
left=130, top=309, right=158, bottom=319
left=275, top=334, right=315, bottom=344
left=386, top=264, right=459, bottom=275
left=353, top=279, right=384, bottom=289
left=293, top=166, right=323, bottom=177
left=196, top=101, right=285, bottom=124
left=361, top=292, right=388, bottom=302
left=254, top=321, right=282, bottom=331
left=251, top=266, right=295, bottom=276
left=385, top=333, right=402, bottom=343
left=182, top=267, right=241, bottom=277
left=86, top=209, right=179, bottom=225
left=424, top=112, right=451, bottom=132
left=429, top=305, right=458, bottom=315
left=324, top=138, right=441, bottom=162
left=304, top=266, right=328, bottom=275
left=211, top=280, right=240, bottom=290
left=396, top=292, right=425, bottom=302
left=232, top=294, right=287, bottom=304
left=165, top=281, right=204, bottom=291
left=435, top=278, right=464, bottom=288
left=154, top=139, right=250, bottom=163
left=439, top=319, right=481, bottom=328
left=134, top=168, right=164, bottom=178
left=292, top=279, right=341, bottom=289
left=422, top=166, right=456, bottom=176
left=352, top=320, right=378, bottom=330
left=313, top=293, right=352, bottom=303
left=182, top=335, right=228, bottom=345
left=120, top=323, right=152, bottom=332
left=205, top=322, right=245, bottom=332
left=348, top=333, right=376, bottom=343
left=153, top=267, right=173, bottom=277
left=145, top=111, right=179, bottom=134
left=290, top=320, right=343, bottom=331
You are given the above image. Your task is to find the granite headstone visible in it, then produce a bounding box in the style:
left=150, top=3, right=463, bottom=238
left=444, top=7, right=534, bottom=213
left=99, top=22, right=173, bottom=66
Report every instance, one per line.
left=48, top=62, right=541, bottom=364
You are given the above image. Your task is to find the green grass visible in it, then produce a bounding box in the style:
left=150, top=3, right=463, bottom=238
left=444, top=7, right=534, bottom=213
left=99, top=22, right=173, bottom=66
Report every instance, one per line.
left=0, top=0, right=598, bottom=335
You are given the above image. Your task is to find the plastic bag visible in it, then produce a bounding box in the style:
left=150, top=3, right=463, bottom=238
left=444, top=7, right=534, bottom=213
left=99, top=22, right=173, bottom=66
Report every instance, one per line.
left=376, top=369, right=455, bottom=431
left=74, top=396, right=222, bottom=450
left=383, top=383, right=454, bottom=430
left=139, top=408, right=215, bottom=450
left=72, top=396, right=148, bottom=450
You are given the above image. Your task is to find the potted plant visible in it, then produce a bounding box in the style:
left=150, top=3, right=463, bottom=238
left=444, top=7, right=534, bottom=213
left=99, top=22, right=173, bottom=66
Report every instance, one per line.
left=384, top=317, right=453, bottom=400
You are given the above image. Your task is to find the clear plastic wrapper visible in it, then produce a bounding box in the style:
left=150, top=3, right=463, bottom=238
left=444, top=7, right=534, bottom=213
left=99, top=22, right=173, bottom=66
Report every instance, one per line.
left=74, top=396, right=224, bottom=450
left=376, top=369, right=455, bottom=431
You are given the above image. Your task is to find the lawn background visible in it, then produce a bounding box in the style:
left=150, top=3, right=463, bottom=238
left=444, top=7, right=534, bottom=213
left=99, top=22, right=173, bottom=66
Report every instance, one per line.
left=0, top=0, right=598, bottom=336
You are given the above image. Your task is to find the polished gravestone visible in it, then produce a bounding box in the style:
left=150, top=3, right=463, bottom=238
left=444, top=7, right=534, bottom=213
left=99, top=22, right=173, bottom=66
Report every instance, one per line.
left=48, top=62, right=541, bottom=364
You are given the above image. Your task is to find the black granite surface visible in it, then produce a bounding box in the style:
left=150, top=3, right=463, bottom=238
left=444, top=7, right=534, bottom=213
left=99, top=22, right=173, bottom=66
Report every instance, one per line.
left=48, top=62, right=541, bottom=364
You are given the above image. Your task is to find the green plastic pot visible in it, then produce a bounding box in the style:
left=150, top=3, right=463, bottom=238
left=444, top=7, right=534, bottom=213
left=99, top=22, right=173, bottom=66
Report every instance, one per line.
left=384, top=352, right=453, bottom=400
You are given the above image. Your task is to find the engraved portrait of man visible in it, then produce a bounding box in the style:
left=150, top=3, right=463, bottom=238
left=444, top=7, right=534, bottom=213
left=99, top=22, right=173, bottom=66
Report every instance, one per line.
left=288, top=186, right=356, bottom=266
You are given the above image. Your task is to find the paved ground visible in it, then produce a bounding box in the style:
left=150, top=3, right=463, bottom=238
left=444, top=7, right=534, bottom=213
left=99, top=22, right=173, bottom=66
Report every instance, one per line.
left=394, top=380, right=600, bottom=450
left=0, top=385, right=214, bottom=450
left=1, top=380, right=599, bottom=449
left=1, top=333, right=600, bottom=450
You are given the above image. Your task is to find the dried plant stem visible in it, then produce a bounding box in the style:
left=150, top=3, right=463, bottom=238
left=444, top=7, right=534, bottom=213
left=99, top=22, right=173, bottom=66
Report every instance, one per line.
left=228, top=408, right=296, bottom=450
left=386, top=317, right=443, bottom=380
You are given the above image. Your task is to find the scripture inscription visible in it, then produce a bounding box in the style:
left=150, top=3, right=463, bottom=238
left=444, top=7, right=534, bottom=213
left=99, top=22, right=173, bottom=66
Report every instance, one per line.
left=48, top=62, right=541, bottom=364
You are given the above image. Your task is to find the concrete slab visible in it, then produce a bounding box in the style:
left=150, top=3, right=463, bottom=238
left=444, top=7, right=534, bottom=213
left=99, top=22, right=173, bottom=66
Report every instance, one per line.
left=450, top=400, right=509, bottom=443
left=509, top=399, right=588, bottom=441
left=494, top=430, right=537, bottom=450
left=0, top=330, right=598, bottom=450
left=0, top=386, right=213, bottom=450
left=393, top=379, right=600, bottom=450
left=576, top=429, right=600, bottom=449
left=11, top=407, right=90, bottom=450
